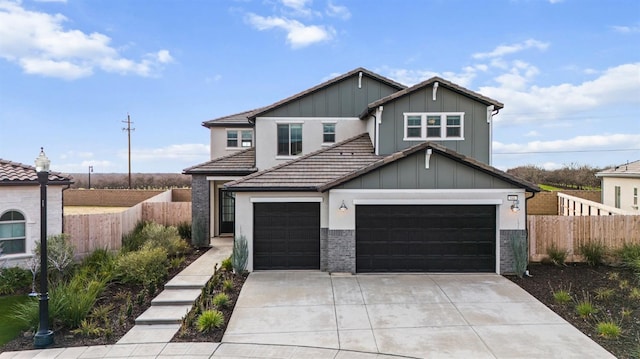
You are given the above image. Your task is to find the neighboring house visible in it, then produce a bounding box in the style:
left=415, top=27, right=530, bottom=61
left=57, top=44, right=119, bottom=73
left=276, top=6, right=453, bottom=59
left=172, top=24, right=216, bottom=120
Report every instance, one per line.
left=184, top=67, right=540, bottom=274
left=595, top=160, right=640, bottom=212
left=0, top=159, right=73, bottom=267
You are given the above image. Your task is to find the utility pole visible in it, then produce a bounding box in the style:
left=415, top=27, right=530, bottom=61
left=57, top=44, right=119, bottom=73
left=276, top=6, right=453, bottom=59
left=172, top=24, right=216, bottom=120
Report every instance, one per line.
left=122, top=114, right=135, bottom=189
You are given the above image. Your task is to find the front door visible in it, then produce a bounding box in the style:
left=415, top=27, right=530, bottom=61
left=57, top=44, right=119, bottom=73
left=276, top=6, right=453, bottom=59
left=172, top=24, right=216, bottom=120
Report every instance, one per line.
left=219, top=189, right=235, bottom=234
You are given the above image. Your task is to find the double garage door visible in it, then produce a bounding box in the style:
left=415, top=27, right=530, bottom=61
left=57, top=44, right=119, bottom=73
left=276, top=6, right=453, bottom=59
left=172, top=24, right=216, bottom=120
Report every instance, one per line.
left=253, top=203, right=496, bottom=272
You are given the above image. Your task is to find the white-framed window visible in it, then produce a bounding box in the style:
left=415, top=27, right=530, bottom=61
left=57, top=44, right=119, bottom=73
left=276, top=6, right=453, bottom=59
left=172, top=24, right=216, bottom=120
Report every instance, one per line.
left=403, top=112, right=465, bottom=141
left=277, top=123, right=302, bottom=156
left=615, top=186, right=621, bottom=208
left=633, top=187, right=638, bottom=207
left=227, top=130, right=253, bottom=148
left=322, top=122, right=336, bottom=144
left=0, top=210, right=26, bottom=255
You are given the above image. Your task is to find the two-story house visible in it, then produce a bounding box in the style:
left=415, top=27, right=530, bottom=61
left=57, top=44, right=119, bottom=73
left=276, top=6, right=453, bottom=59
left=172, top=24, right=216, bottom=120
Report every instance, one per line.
left=184, top=67, right=539, bottom=274
left=595, top=160, right=640, bottom=212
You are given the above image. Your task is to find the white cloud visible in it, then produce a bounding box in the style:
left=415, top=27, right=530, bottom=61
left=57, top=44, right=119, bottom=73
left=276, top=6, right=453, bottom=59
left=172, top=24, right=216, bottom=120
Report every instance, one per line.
left=548, top=0, right=564, bottom=4
left=280, top=0, right=313, bottom=17
left=326, top=1, right=350, bottom=20
left=129, top=144, right=209, bottom=161
left=379, top=65, right=482, bottom=87
left=483, top=62, right=640, bottom=124
left=524, top=130, right=539, bottom=137
left=245, top=13, right=334, bottom=48
left=33, top=0, right=67, bottom=3
left=493, top=134, right=640, bottom=154
left=472, top=39, right=549, bottom=59
left=611, top=25, right=640, bottom=34
left=0, top=0, right=172, bottom=79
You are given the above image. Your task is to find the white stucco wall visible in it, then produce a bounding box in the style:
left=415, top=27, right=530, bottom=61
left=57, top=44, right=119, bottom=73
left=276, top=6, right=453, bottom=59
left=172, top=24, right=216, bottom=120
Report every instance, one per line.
left=254, top=117, right=367, bottom=170
left=0, top=185, right=64, bottom=267
left=234, top=191, right=328, bottom=271
left=209, top=127, right=254, bottom=159
left=601, top=177, right=640, bottom=212
left=327, top=189, right=527, bottom=231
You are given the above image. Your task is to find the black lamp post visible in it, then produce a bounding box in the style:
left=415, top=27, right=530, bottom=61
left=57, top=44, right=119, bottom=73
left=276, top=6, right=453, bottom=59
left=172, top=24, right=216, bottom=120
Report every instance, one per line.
left=88, top=165, right=93, bottom=189
left=34, top=147, right=54, bottom=348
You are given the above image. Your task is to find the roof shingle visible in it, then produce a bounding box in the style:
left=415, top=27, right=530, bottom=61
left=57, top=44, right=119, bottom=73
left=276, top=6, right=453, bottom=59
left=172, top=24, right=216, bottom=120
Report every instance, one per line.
left=183, top=147, right=257, bottom=175
left=0, top=159, right=73, bottom=186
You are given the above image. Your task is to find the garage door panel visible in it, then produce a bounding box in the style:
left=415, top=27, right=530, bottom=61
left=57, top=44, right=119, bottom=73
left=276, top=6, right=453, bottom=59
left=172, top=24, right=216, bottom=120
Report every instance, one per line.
left=254, top=202, right=320, bottom=270
left=356, top=205, right=496, bottom=273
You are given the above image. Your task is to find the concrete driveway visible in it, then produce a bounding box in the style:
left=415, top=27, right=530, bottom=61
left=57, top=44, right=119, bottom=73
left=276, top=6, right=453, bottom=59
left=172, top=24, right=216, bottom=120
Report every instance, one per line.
left=223, top=272, right=614, bottom=358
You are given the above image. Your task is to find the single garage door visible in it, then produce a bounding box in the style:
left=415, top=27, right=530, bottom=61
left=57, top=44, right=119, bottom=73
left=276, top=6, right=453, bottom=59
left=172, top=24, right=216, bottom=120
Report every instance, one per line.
left=253, top=202, right=320, bottom=270
left=356, top=205, right=496, bottom=273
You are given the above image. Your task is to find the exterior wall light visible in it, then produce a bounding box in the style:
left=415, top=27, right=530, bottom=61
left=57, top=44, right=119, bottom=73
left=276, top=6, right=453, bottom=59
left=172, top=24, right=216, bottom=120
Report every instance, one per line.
left=339, top=200, right=348, bottom=212
left=507, top=195, right=520, bottom=213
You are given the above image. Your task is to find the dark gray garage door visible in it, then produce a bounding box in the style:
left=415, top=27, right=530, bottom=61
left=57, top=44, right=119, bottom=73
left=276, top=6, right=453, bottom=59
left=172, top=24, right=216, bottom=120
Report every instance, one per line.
left=253, top=202, right=320, bottom=270
left=356, top=205, right=496, bottom=273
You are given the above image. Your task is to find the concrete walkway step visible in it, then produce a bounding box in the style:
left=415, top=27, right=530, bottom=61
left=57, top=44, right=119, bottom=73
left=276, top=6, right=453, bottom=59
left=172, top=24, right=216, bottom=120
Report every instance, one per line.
left=151, top=289, right=202, bottom=306
left=135, top=305, right=193, bottom=325
left=164, top=275, right=211, bottom=289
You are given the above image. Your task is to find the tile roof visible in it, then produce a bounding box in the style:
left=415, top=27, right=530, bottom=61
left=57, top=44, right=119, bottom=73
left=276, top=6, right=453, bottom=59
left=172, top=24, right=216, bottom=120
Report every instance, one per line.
left=595, top=160, right=640, bottom=178
left=183, top=147, right=257, bottom=175
left=202, top=109, right=260, bottom=128
left=360, top=77, right=504, bottom=118
left=247, top=67, right=407, bottom=120
left=225, top=133, right=381, bottom=191
left=225, top=134, right=540, bottom=193
left=0, top=159, right=74, bottom=186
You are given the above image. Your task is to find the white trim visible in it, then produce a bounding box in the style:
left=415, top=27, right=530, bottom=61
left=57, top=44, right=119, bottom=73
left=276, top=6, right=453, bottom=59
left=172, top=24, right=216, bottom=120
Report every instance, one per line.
left=375, top=106, right=383, bottom=156
left=225, top=129, right=253, bottom=149
left=261, top=117, right=360, bottom=121
left=331, top=189, right=525, bottom=194
left=206, top=176, right=242, bottom=181
left=402, top=112, right=465, bottom=141
left=425, top=148, right=432, bottom=169
left=250, top=197, right=323, bottom=203
left=487, top=105, right=494, bottom=165
left=275, top=120, right=304, bottom=124
left=275, top=155, right=299, bottom=160
left=353, top=199, right=503, bottom=205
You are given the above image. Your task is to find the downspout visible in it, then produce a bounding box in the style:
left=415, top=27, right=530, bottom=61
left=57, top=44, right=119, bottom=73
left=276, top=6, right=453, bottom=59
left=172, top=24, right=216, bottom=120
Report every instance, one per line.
left=375, top=106, right=383, bottom=155
left=487, top=105, right=499, bottom=166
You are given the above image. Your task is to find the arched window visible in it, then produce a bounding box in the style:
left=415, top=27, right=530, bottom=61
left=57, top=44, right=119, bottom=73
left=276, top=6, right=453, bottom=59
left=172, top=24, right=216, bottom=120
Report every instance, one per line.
left=0, top=211, right=26, bottom=255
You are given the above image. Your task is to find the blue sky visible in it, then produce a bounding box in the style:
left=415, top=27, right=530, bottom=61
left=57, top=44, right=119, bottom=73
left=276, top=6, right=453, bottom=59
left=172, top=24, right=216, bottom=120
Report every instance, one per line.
left=0, top=0, right=638, bottom=174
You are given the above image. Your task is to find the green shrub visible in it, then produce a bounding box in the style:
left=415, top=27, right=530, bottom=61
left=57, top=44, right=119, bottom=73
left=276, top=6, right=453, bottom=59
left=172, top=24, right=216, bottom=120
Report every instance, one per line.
left=139, top=222, right=192, bottom=257
left=575, top=293, right=597, bottom=317
left=79, top=248, right=117, bottom=281
left=232, top=234, right=249, bottom=273
left=35, top=234, right=76, bottom=281
left=222, top=279, right=234, bottom=293
left=552, top=289, right=572, bottom=304
left=578, top=242, right=607, bottom=266
left=121, top=220, right=150, bottom=253
left=0, top=266, right=32, bottom=295
left=629, top=287, right=640, bottom=300
left=546, top=243, right=568, bottom=266
left=196, top=310, right=224, bottom=332
left=618, top=243, right=640, bottom=272
left=221, top=257, right=233, bottom=272
left=115, top=246, right=169, bottom=286
left=596, top=321, right=621, bottom=338
left=212, top=293, right=229, bottom=308
left=177, top=222, right=192, bottom=240
left=594, top=288, right=615, bottom=301
left=511, top=232, right=528, bottom=278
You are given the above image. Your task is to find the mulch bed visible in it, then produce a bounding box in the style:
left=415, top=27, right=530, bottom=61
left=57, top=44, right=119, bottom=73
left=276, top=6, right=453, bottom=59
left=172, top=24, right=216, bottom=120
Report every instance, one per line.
left=507, top=263, right=640, bottom=359
left=0, top=247, right=209, bottom=353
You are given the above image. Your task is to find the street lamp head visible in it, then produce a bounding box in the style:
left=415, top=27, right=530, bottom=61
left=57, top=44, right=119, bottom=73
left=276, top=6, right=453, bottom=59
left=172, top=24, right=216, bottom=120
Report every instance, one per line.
left=34, top=147, right=51, bottom=174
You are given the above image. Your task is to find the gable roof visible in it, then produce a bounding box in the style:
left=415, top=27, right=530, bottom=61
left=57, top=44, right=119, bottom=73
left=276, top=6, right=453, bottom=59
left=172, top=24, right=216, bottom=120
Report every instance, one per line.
left=225, top=133, right=540, bottom=193
left=360, top=76, right=504, bottom=118
left=202, top=109, right=261, bottom=128
left=595, top=160, right=640, bottom=178
left=247, top=67, right=407, bottom=120
left=225, top=133, right=381, bottom=191
left=183, top=147, right=257, bottom=175
left=0, top=159, right=74, bottom=186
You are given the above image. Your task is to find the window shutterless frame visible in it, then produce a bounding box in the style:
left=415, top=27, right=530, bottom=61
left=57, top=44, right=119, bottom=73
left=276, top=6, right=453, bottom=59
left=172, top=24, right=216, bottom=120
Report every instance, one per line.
left=403, top=112, right=465, bottom=141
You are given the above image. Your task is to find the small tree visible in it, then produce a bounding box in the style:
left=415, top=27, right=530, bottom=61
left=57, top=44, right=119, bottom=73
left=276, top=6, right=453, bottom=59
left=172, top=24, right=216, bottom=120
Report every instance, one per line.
left=35, top=233, right=75, bottom=282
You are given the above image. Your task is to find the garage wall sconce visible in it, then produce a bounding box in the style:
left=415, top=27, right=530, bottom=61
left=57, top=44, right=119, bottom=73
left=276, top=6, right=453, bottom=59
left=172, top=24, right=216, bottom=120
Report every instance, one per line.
left=507, top=195, right=520, bottom=212
left=339, top=200, right=348, bottom=212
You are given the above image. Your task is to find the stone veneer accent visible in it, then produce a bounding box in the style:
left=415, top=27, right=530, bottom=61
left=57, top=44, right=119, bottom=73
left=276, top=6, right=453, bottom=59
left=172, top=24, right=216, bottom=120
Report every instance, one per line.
left=320, top=228, right=328, bottom=271
left=327, top=229, right=356, bottom=273
left=500, top=229, right=527, bottom=275
left=191, top=175, right=210, bottom=247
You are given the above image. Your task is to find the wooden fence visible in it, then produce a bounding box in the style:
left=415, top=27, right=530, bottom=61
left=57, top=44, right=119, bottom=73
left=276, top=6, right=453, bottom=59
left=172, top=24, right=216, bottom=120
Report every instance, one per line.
left=528, top=215, right=640, bottom=262
left=63, top=191, right=191, bottom=259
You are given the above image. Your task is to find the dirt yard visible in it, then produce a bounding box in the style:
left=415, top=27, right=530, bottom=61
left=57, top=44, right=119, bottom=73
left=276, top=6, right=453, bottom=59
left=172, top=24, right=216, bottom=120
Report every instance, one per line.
left=64, top=206, right=130, bottom=214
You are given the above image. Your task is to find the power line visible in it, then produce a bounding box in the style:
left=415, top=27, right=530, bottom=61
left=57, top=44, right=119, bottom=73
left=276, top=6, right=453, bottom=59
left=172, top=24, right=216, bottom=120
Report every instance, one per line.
left=122, top=114, right=135, bottom=189
left=494, top=148, right=638, bottom=155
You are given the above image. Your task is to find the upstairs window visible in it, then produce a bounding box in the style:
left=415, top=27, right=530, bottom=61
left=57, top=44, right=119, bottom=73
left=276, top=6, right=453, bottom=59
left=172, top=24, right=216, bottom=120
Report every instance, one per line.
left=323, top=123, right=336, bottom=143
left=0, top=211, right=26, bottom=255
left=615, top=186, right=621, bottom=208
left=277, top=123, right=302, bottom=156
left=227, top=130, right=253, bottom=148
left=404, top=113, right=464, bottom=141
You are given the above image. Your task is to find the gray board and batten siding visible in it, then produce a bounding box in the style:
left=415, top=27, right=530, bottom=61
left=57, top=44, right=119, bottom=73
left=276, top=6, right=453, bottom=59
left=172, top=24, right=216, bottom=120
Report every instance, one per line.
left=378, top=85, right=492, bottom=164
left=335, top=150, right=520, bottom=190
left=256, top=75, right=402, bottom=118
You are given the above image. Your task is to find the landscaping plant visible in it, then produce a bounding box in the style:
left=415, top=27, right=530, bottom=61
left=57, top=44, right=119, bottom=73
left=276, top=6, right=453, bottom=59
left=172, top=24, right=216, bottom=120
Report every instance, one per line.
left=545, top=243, right=568, bottom=266
left=578, top=241, right=607, bottom=266
left=231, top=234, right=249, bottom=273
left=596, top=321, right=622, bottom=339
left=196, top=310, right=224, bottom=333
